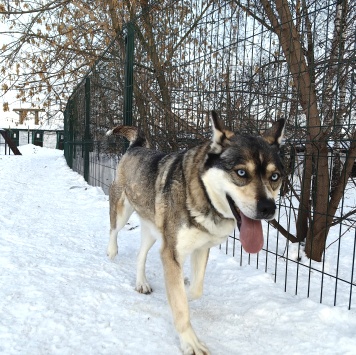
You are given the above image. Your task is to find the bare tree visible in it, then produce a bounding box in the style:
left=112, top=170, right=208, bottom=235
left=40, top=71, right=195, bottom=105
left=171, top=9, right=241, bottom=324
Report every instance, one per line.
left=0, top=0, right=116, bottom=114
left=0, top=0, right=218, bottom=142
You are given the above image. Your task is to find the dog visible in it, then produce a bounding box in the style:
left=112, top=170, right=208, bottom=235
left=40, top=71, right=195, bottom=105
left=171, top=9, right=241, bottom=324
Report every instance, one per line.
left=106, top=111, right=285, bottom=354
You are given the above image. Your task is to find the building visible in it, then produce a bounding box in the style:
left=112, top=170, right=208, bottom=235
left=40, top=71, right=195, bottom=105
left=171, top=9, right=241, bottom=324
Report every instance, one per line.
left=0, top=107, right=64, bottom=154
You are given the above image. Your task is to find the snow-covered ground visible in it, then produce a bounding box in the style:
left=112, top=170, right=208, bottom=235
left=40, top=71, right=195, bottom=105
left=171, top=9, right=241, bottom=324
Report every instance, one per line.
left=1, top=145, right=356, bottom=355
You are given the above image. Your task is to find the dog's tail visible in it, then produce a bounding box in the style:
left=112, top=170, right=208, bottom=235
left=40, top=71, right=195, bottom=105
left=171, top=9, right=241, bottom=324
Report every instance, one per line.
left=106, top=126, right=149, bottom=148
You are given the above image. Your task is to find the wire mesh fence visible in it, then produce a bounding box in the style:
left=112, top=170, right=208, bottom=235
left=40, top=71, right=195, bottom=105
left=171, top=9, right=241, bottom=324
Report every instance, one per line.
left=64, top=0, right=356, bottom=309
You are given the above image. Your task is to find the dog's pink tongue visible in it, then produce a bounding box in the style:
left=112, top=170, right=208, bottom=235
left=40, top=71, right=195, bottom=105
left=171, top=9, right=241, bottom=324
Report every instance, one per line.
left=239, top=212, right=264, bottom=254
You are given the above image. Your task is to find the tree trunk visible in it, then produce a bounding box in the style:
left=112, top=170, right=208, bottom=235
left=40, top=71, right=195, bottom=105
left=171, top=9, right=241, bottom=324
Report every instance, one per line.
left=295, top=143, right=312, bottom=242
left=305, top=227, right=327, bottom=262
left=261, top=0, right=330, bottom=261
left=304, top=143, right=330, bottom=261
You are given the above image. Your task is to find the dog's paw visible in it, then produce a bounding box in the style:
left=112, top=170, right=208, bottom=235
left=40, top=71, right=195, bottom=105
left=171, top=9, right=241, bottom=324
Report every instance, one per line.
left=135, top=282, right=152, bottom=294
left=180, top=328, right=210, bottom=355
left=107, top=246, right=118, bottom=260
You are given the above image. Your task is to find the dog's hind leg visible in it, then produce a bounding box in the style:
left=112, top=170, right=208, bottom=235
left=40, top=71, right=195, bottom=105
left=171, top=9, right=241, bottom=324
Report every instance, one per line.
left=135, top=219, right=157, bottom=294
left=161, top=245, right=210, bottom=355
left=188, top=248, right=210, bottom=301
left=107, top=195, right=134, bottom=260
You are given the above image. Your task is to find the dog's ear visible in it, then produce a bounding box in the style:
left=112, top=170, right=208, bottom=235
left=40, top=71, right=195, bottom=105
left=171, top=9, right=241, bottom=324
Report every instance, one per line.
left=262, top=119, right=285, bottom=148
left=210, top=111, right=234, bottom=153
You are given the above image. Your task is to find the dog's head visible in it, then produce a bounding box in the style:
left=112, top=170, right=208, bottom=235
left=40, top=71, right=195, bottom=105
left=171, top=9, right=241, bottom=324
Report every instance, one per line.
left=202, top=111, right=285, bottom=254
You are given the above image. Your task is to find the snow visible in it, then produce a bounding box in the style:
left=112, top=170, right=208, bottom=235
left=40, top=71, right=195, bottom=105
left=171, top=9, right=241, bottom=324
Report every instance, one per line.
left=0, top=145, right=355, bottom=355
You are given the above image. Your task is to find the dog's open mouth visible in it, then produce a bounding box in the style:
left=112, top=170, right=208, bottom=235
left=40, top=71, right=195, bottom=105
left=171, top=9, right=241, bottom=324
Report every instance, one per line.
left=227, top=196, right=264, bottom=254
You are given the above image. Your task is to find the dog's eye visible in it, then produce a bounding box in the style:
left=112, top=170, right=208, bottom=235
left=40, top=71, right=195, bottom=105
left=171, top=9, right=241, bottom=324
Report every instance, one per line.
left=236, top=169, right=247, bottom=177
left=271, top=173, right=280, bottom=181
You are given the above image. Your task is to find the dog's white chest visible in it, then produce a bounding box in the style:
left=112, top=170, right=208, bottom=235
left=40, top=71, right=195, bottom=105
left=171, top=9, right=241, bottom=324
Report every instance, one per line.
left=176, top=223, right=233, bottom=257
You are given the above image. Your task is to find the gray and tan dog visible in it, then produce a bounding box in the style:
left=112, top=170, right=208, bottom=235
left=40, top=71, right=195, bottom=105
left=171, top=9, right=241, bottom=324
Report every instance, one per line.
left=107, top=111, right=285, bottom=354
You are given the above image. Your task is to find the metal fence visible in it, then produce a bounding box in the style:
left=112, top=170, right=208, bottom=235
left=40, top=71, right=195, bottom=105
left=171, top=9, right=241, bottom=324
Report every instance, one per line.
left=64, top=0, right=356, bottom=309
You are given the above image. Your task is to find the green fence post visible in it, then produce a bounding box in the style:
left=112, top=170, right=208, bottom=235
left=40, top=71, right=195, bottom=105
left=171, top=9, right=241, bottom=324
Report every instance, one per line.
left=69, top=100, right=74, bottom=169
left=123, top=22, right=134, bottom=150
left=64, top=101, right=74, bottom=168
left=84, top=77, right=91, bottom=182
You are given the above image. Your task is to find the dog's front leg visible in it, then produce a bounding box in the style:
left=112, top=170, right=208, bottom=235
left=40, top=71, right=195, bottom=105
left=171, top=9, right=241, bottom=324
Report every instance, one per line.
left=161, top=247, right=210, bottom=355
left=189, top=248, right=210, bottom=301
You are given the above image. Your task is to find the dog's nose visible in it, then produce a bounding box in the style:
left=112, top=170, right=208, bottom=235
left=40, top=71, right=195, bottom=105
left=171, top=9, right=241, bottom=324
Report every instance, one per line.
left=257, top=199, right=276, bottom=219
